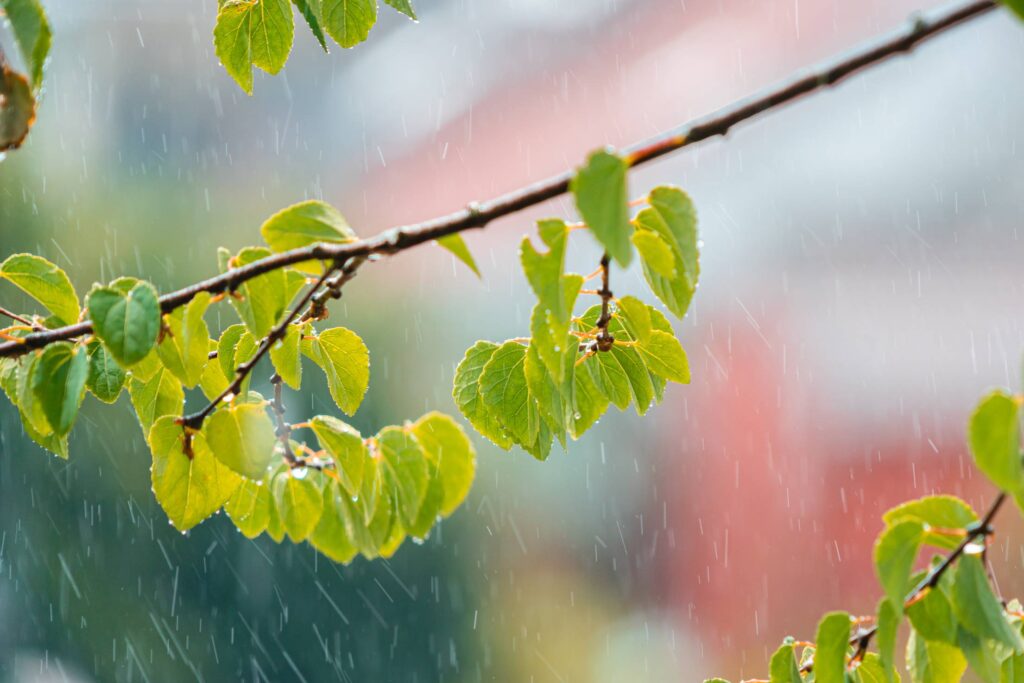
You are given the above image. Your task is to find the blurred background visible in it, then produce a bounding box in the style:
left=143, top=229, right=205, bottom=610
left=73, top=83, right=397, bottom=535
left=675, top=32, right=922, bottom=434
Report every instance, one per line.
left=2, top=0, right=1024, bottom=680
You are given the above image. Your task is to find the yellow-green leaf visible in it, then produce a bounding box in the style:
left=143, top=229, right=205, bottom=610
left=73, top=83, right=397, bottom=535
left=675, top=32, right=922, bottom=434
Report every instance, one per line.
left=260, top=200, right=355, bottom=273
left=86, top=339, right=126, bottom=404
left=301, top=327, right=369, bottom=415
left=128, top=366, right=184, bottom=435
left=631, top=229, right=675, bottom=278
left=225, top=478, right=272, bottom=539
left=377, top=426, right=428, bottom=528
left=411, top=412, right=476, bottom=518
left=270, top=324, right=302, bottom=389
left=637, top=329, right=690, bottom=384
left=204, top=402, right=277, bottom=480
left=968, top=390, right=1022, bottom=494
left=310, top=415, right=366, bottom=497
left=437, top=234, right=480, bottom=277
left=214, top=1, right=255, bottom=94
left=271, top=470, right=323, bottom=542
left=452, top=341, right=513, bottom=450
left=0, top=253, right=79, bottom=325
left=321, top=0, right=376, bottom=48
left=156, top=292, right=211, bottom=389
left=149, top=415, right=241, bottom=532
left=310, top=480, right=360, bottom=563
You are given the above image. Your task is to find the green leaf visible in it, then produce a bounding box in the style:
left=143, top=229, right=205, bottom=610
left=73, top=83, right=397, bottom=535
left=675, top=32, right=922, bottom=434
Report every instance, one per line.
left=383, top=0, right=416, bottom=20
left=583, top=348, right=631, bottom=411
left=0, top=64, right=34, bottom=151
left=271, top=470, right=323, bottom=542
left=86, top=340, right=126, bottom=404
left=883, top=495, right=978, bottom=551
left=0, top=253, right=80, bottom=325
left=452, top=341, right=513, bottom=450
left=634, top=186, right=700, bottom=318
left=0, top=0, right=51, bottom=88
left=311, top=415, right=366, bottom=497
left=968, top=390, right=1022, bottom=494
left=478, top=341, right=538, bottom=448
left=249, top=0, right=294, bottom=75
left=874, top=519, right=924, bottom=614
left=301, top=327, right=370, bottom=415
left=570, top=363, right=609, bottom=438
left=270, top=324, right=302, bottom=389
left=204, top=402, right=277, bottom=480
left=876, top=598, right=899, bottom=683
left=437, top=234, right=480, bottom=277
left=525, top=342, right=568, bottom=442
left=377, top=426, right=429, bottom=528
left=907, top=629, right=966, bottom=683
left=1003, top=0, right=1024, bottom=22
left=769, top=641, right=801, bottom=683
left=292, top=0, right=328, bottom=51
left=906, top=578, right=957, bottom=644
left=952, top=555, right=1024, bottom=653
left=631, top=229, right=675, bottom=278
left=855, top=653, right=899, bottom=683
left=260, top=200, right=355, bottom=273
left=149, top=415, right=241, bottom=532
left=814, top=611, right=851, bottom=683
left=321, top=0, right=377, bottom=49
left=156, top=292, right=211, bottom=389
left=637, top=329, right=690, bottom=384
left=957, top=625, right=1003, bottom=683
left=616, top=295, right=653, bottom=342
left=32, top=342, right=88, bottom=435
left=221, top=247, right=305, bottom=337
left=128, top=367, right=184, bottom=435
left=607, top=328, right=655, bottom=416
left=520, top=219, right=574, bottom=321
left=214, top=1, right=255, bottom=94
left=530, top=304, right=573, bottom=386
left=87, top=280, right=161, bottom=367
left=571, top=149, right=631, bottom=266
left=199, top=341, right=229, bottom=401
left=411, top=412, right=476, bottom=518
left=225, top=478, right=272, bottom=538
left=310, top=480, right=360, bottom=563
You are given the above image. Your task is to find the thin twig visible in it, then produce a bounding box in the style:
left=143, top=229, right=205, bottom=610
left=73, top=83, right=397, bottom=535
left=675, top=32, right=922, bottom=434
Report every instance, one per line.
left=0, top=0, right=1000, bottom=359
left=179, top=263, right=343, bottom=430
left=0, top=306, right=38, bottom=328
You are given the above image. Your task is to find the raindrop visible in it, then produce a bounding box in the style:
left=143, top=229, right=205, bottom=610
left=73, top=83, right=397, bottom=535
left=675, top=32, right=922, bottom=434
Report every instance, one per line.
left=291, top=466, right=309, bottom=480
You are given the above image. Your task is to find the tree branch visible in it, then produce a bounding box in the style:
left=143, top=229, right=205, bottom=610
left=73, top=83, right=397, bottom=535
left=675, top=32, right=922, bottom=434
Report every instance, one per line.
left=0, top=0, right=999, bottom=359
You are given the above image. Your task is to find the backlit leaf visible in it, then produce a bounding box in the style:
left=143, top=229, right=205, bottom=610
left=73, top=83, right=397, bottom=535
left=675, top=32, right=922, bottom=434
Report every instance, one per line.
left=321, top=0, right=376, bottom=49
left=302, top=327, right=370, bottom=415
left=377, top=426, right=428, bottom=527
left=814, top=612, right=850, bottom=683
left=0, top=253, right=79, bottom=325
left=156, top=291, right=211, bottom=389
left=637, top=329, right=690, bottom=384
left=634, top=186, right=699, bottom=318
left=631, top=229, right=675, bottom=278
left=311, top=414, right=366, bottom=497
left=270, top=324, right=302, bottom=389
left=411, top=412, right=476, bottom=518
left=951, top=555, right=1024, bottom=653
left=214, top=1, right=254, bottom=94
left=128, top=367, right=184, bottom=435
left=968, top=390, right=1022, bottom=494
left=310, top=480, right=360, bottom=563
left=571, top=149, right=631, bottom=266
left=260, top=200, right=355, bottom=273
left=205, top=402, right=277, bottom=480
left=225, top=478, right=272, bottom=538
left=149, top=415, right=241, bottom=532
left=249, top=0, right=294, bottom=75
left=874, top=519, right=924, bottom=614
left=272, top=470, right=323, bottom=542
left=437, top=234, right=480, bottom=277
